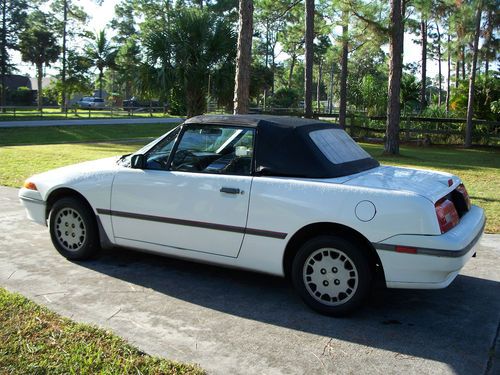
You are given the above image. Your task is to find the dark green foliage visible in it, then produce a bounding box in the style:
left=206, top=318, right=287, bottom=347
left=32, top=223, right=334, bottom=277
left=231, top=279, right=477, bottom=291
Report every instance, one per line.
left=401, top=73, right=421, bottom=113
left=18, top=11, right=60, bottom=68
left=9, top=86, right=34, bottom=105
left=249, top=62, right=273, bottom=104
left=142, top=6, right=236, bottom=117
left=271, top=87, right=300, bottom=108
left=0, top=0, right=29, bottom=106
left=451, top=73, right=500, bottom=120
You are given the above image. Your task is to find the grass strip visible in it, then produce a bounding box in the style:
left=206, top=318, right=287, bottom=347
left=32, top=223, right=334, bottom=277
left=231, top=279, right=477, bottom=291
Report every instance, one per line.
left=0, top=287, right=204, bottom=374
left=0, top=142, right=140, bottom=188
left=0, top=108, right=177, bottom=122
left=0, top=123, right=178, bottom=146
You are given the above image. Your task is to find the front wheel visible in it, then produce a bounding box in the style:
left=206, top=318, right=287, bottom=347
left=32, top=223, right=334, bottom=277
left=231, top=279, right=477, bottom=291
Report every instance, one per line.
left=292, top=235, right=372, bottom=316
left=48, top=197, right=100, bottom=260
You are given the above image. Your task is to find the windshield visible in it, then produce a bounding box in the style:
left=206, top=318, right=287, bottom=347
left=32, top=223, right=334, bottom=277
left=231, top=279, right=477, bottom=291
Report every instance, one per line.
left=117, top=126, right=181, bottom=167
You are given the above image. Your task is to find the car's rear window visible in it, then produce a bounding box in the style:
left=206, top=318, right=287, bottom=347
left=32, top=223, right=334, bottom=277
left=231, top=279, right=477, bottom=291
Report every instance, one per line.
left=94, top=98, right=104, bottom=102
left=309, top=128, right=371, bottom=164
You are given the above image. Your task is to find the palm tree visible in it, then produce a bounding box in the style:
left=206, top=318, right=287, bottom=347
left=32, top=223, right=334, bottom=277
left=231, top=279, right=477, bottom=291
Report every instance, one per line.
left=304, top=0, right=314, bottom=118
left=233, top=0, right=254, bottom=114
left=145, top=8, right=235, bottom=117
left=19, top=11, right=60, bottom=110
left=385, top=0, right=404, bottom=155
left=464, top=1, right=483, bottom=148
left=86, top=30, right=116, bottom=98
left=339, top=8, right=349, bottom=128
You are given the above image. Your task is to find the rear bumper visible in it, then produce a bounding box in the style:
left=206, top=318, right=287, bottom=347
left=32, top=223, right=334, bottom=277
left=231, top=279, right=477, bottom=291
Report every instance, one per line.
left=18, top=188, right=47, bottom=226
left=373, top=205, right=485, bottom=289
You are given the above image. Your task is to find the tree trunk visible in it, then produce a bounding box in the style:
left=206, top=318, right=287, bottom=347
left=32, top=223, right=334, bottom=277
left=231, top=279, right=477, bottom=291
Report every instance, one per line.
left=455, top=57, right=460, bottom=88
left=265, top=20, right=269, bottom=68
left=316, top=59, right=322, bottom=112
left=186, top=83, right=205, bottom=118
left=461, top=46, right=465, bottom=80
left=339, top=10, right=348, bottom=128
left=420, top=19, right=427, bottom=111
left=436, top=22, right=442, bottom=107
left=271, top=41, right=276, bottom=95
left=125, top=80, right=132, bottom=101
left=98, top=68, right=103, bottom=98
left=328, top=62, right=334, bottom=114
left=61, top=0, right=67, bottom=111
left=233, top=0, right=253, bottom=114
left=385, top=0, right=403, bottom=155
left=464, top=2, right=482, bottom=148
left=37, top=63, right=43, bottom=110
left=288, top=53, right=296, bottom=89
left=0, top=0, right=7, bottom=111
left=304, top=0, right=314, bottom=118
left=484, top=9, right=493, bottom=76
left=446, top=33, right=451, bottom=113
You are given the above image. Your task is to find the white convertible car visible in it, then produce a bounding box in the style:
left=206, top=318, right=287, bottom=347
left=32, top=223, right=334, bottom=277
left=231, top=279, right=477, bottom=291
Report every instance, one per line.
left=19, top=115, right=485, bottom=315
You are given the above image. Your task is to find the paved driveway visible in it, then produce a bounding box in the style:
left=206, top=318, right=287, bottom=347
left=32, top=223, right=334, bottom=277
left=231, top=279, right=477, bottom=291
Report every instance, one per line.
left=1, top=186, right=498, bottom=375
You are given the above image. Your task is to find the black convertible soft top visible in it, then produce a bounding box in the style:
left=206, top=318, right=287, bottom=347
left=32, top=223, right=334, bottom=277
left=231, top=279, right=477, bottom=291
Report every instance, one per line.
left=185, top=115, right=379, bottom=178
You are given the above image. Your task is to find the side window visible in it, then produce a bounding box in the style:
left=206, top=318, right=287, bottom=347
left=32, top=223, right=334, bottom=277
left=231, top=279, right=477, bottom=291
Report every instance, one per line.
left=144, top=127, right=181, bottom=170
left=171, top=125, right=254, bottom=176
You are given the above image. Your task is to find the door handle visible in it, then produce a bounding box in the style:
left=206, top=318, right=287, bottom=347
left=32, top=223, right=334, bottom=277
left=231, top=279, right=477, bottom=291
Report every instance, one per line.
left=220, top=187, right=240, bottom=195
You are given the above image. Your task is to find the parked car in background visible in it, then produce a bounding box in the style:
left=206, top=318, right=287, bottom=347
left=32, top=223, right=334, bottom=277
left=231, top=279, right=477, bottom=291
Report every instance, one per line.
left=77, top=97, right=105, bottom=109
left=122, top=97, right=161, bottom=111
left=18, top=115, right=485, bottom=316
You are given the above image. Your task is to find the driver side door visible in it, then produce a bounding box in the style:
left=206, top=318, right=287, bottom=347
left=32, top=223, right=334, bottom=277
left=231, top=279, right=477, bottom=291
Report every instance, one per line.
left=110, top=124, right=254, bottom=258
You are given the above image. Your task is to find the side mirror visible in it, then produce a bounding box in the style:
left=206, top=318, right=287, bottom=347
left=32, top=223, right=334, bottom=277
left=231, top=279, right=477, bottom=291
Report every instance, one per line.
left=131, top=154, right=146, bottom=169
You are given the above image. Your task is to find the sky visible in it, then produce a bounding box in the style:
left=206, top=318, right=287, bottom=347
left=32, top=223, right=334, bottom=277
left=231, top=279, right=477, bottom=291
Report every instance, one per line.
left=14, top=0, right=446, bottom=82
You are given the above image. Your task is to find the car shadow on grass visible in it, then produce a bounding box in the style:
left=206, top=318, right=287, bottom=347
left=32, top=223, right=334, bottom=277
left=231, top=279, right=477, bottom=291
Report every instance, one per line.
left=80, top=246, right=499, bottom=375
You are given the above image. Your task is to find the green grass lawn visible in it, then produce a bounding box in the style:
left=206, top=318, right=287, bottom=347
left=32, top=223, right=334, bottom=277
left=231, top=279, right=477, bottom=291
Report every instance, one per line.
left=0, top=287, right=204, bottom=374
left=0, top=124, right=497, bottom=232
left=0, top=142, right=141, bottom=189
left=0, top=107, right=177, bottom=121
left=0, top=122, right=178, bottom=146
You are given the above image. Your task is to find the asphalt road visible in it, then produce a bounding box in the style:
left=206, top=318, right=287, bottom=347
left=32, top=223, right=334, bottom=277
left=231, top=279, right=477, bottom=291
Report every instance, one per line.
left=0, top=185, right=498, bottom=375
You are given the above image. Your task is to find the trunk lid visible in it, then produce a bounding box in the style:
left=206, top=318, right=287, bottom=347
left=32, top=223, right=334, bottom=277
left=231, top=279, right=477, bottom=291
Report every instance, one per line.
left=342, top=165, right=460, bottom=203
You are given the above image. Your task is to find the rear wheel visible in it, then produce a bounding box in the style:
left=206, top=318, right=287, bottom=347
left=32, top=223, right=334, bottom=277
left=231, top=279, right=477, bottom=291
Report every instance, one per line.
left=48, top=197, right=100, bottom=260
left=292, top=235, right=372, bottom=316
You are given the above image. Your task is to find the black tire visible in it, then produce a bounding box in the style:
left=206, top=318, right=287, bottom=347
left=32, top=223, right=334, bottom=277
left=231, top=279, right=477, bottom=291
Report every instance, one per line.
left=292, top=235, right=372, bottom=316
left=48, top=197, right=100, bottom=260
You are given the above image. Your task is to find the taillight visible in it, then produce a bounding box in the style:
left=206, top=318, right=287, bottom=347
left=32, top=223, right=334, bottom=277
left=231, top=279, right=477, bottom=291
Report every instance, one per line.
left=435, top=199, right=459, bottom=233
left=456, top=184, right=471, bottom=210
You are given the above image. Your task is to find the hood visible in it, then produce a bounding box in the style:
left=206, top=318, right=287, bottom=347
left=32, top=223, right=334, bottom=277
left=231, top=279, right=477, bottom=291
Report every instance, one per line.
left=28, top=156, right=120, bottom=197
left=342, top=165, right=461, bottom=203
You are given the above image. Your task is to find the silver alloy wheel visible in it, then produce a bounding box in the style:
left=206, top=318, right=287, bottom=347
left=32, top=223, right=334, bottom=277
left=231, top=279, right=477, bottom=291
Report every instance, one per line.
left=302, top=248, right=358, bottom=306
left=54, top=208, right=86, bottom=252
